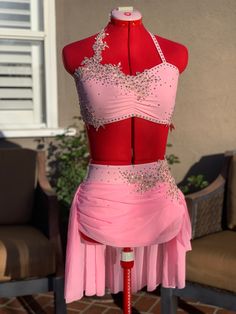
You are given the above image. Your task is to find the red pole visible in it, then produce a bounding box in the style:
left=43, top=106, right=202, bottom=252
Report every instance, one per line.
left=120, top=247, right=134, bottom=314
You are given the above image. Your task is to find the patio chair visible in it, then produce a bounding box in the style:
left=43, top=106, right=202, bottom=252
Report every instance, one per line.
left=161, top=150, right=236, bottom=314
left=0, top=147, right=66, bottom=314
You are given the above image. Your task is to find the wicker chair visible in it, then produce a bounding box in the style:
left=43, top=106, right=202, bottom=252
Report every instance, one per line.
left=0, top=148, right=66, bottom=313
left=161, top=150, right=236, bottom=314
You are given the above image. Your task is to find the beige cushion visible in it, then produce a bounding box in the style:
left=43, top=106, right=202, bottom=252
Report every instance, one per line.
left=0, top=148, right=37, bottom=224
left=227, top=154, right=236, bottom=230
left=0, top=225, right=56, bottom=281
left=186, top=230, right=236, bottom=293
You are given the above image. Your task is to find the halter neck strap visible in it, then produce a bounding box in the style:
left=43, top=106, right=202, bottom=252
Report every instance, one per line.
left=93, top=28, right=166, bottom=64
left=148, top=32, right=166, bottom=63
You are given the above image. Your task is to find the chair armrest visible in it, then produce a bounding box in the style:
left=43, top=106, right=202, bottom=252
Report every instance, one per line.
left=185, top=154, right=232, bottom=239
left=33, top=150, right=64, bottom=276
left=185, top=173, right=225, bottom=204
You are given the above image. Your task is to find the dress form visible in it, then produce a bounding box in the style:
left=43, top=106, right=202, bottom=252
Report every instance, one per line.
left=62, top=8, right=188, bottom=166
left=63, top=9, right=192, bottom=307
left=62, top=7, right=188, bottom=244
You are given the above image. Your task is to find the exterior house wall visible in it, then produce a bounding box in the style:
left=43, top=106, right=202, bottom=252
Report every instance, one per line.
left=2, top=0, right=236, bottom=182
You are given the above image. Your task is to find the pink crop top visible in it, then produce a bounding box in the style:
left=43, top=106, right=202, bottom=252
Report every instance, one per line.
left=73, top=27, right=180, bottom=131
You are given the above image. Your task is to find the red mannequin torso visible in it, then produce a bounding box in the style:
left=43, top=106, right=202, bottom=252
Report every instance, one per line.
left=62, top=11, right=188, bottom=166
left=62, top=9, right=188, bottom=243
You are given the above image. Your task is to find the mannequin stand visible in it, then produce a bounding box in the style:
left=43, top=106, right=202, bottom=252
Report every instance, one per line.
left=121, top=248, right=134, bottom=314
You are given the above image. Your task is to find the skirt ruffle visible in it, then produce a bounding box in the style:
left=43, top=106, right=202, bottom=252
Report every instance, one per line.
left=64, top=181, right=192, bottom=303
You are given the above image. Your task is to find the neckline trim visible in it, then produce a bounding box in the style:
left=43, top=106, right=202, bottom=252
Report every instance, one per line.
left=95, top=27, right=179, bottom=75
left=74, top=28, right=180, bottom=77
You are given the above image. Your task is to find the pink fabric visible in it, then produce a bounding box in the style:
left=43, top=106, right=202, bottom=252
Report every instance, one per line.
left=73, top=28, right=180, bottom=130
left=77, top=64, right=179, bottom=123
left=64, top=161, right=192, bottom=303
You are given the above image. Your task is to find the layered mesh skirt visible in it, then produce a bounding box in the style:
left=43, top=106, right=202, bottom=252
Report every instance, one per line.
left=64, top=159, right=192, bottom=303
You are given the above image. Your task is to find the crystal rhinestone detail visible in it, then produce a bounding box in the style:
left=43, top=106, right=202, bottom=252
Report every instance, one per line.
left=73, top=27, right=179, bottom=130
left=84, top=158, right=180, bottom=202
left=74, top=29, right=163, bottom=100
left=74, top=77, right=106, bottom=130
left=119, top=158, right=179, bottom=200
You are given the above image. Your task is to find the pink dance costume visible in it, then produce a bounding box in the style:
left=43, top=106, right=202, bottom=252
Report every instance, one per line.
left=64, top=27, right=192, bottom=303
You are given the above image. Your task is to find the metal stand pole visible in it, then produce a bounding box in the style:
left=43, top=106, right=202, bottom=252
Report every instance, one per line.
left=120, top=247, right=134, bottom=314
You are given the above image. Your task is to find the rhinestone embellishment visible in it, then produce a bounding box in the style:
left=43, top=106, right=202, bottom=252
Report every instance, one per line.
left=74, top=77, right=106, bottom=130
left=119, top=158, right=180, bottom=201
left=85, top=159, right=181, bottom=202
left=119, top=170, right=161, bottom=193
left=73, top=27, right=179, bottom=130
left=74, top=29, right=162, bottom=100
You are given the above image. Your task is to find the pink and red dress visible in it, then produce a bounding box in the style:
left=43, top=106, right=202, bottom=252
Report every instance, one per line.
left=64, top=27, right=192, bottom=303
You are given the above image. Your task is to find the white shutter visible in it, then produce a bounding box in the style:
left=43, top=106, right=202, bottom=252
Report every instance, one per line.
left=0, top=0, right=59, bottom=136
left=0, top=0, right=31, bottom=29
left=0, top=0, right=45, bottom=128
left=0, top=39, right=45, bottom=127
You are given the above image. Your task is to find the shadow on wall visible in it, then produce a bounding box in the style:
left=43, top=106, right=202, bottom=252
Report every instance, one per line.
left=0, top=132, right=21, bottom=149
left=0, top=133, right=226, bottom=190
left=178, top=153, right=225, bottom=187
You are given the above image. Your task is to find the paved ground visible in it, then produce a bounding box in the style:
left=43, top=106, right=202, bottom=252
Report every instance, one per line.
left=0, top=289, right=235, bottom=313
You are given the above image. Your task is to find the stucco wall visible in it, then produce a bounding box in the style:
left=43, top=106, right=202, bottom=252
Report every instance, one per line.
left=2, top=0, right=236, bottom=183
left=56, top=0, right=236, bottom=182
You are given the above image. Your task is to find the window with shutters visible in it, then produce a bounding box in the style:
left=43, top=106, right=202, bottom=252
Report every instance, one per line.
left=0, top=0, right=61, bottom=138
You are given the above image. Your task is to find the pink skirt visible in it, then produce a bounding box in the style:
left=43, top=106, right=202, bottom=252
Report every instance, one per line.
left=64, top=159, right=192, bottom=303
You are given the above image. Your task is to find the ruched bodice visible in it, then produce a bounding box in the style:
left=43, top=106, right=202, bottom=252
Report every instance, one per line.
left=73, top=28, right=180, bottom=130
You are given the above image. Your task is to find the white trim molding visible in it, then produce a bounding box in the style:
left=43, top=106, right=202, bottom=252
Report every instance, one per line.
left=0, top=127, right=77, bottom=138
left=43, top=0, right=58, bottom=129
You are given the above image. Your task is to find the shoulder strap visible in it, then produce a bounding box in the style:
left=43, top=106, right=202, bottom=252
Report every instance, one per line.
left=93, top=29, right=166, bottom=64
left=92, top=28, right=109, bottom=63
left=148, top=32, right=166, bottom=63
